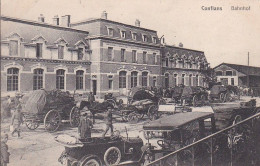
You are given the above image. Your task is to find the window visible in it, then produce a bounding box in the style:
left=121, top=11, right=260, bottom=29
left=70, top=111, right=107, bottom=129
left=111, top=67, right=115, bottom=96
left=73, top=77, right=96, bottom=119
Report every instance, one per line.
left=233, top=71, right=237, bottom=76
left=121, top=31, right=126, bottom=38
left=181, top=74, right=185, bottom=85
left=226, top=70, right=233, bottom=76
left=165, top=73, right=169, bottom=88
left=58, top=45, right=64, bottom=59
left=152, top=53, right=156, bottom=64
left=173, top=74, right=177, bottom=86
left=33, top=69, right=43, bottom=90
left=119, top=71, right=126, bottom=88
left=231, top=78, right=235, bottom=85
left=56, top=69, right=65, bottom=90
left=121, top=49, right=125, bottom=62
left=216, top=71, right=223, bottom=76
left=107, top=47, right=113, bottom=61
left=132, top=50, right=137, bottom=63
left=143, top=52, right=147, bottom=64
left=189, top=74, right=192, bottom=86
left=131, top=71, right=138, bottom=88
left=7, top=68, right=19, bottom=91
left=132, top=33, right=137, bottom=40
left=76, top=70, right=84, bottom=90
left=165, top=58, right=169, bottom=67
left=152, top=76, right=157, bottom=87
left=36, top=43, right=43, bottom=58
left=142, top=72, right=148, bottom=87
left=78, top=48, right=84, bottom=60
left=152, top=37, right=157, bottom=43
left=143, top=35, right=148, bottom=42
left=195, top=75, right=199, bottom=86
left=9, top=40, right=18, bottom=56
left=108, top=28, right=113, bottom=36
left=108, top=80, right=113, bottom=89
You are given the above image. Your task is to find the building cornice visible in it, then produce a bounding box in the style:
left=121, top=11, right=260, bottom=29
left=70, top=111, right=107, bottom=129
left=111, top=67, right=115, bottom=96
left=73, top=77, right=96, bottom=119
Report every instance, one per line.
left=162, top=45, right=204, bottom=53
left=1, top=56, right=91, bottom=65
left=162, top=67, right=204, bottom=72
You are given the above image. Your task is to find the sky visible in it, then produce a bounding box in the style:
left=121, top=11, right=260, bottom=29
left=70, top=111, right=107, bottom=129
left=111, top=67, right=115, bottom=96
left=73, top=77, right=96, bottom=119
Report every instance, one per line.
left=2, top=0, right=260, bottom=67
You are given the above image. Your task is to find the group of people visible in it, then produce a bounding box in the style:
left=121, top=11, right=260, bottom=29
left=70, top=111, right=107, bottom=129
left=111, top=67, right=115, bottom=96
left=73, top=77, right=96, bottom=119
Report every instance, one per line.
left=78, top=92, right=114, bottom=139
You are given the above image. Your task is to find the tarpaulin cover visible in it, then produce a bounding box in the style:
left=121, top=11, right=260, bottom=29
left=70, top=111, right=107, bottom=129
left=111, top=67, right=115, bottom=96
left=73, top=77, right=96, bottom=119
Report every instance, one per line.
left=143, top=112, right=214, bottom=131
left=132, top=90, right=156, bottom=101
left=22, top=90, right=47, bottom=114
left=210, top=85, right=227, bottom=95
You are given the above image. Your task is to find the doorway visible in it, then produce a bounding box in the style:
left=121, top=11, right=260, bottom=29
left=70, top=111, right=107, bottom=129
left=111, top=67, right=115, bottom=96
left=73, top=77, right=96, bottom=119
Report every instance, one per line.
left=92, top=80, right=97, bottom=95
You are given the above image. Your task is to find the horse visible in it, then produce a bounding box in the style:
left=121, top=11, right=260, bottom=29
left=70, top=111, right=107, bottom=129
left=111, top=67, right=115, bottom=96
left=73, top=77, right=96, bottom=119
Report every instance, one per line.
left=77, top=100, right=114, bottom=123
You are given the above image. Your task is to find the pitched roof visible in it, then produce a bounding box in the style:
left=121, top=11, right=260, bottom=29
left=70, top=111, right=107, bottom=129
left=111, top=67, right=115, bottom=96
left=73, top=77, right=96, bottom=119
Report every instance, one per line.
left=214, top=63, right=260, bottom=76
left=1, top=16, right=89, bottom=48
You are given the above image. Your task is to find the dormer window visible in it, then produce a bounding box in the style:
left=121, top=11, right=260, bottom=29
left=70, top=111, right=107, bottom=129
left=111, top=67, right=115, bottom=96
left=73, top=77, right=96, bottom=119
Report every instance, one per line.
left=58, top=45, right=64, bottom=59
left=132, top=33, right=137, bottom=40
left=36, top=43, right=43, bottom=58
left=78, top=47, right=84, bottom=60
left=152, top=37, right=157, bottom=44
left=108, top=28, right=114, bottom=36
left=121, top=31, right=126, bottom=38
left=143, top=35, right=148, bottom=42
left=9, top=40, right=18, bottom=56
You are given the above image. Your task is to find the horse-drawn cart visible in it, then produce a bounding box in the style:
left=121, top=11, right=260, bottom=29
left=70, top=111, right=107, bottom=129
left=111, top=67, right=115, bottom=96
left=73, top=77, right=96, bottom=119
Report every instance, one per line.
left=21, top=89, right=80, bottom=132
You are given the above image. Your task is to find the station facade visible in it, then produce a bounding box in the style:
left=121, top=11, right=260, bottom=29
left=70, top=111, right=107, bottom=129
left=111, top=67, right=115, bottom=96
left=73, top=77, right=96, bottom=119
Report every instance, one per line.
left=1, top=12, right=208, bottom=98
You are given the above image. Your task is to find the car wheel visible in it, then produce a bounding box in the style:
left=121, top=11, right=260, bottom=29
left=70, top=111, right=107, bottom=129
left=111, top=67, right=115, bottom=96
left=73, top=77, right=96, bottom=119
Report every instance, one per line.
left=104, top=147, right=121, bottom=166
left=78, top=155, right=102, bottom=166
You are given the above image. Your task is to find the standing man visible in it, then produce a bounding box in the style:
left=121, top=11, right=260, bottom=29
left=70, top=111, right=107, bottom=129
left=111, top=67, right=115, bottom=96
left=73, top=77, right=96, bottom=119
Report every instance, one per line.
left=78, top=112, right=93, bottom=139
left=1, top=133, right=10, bottom=166
left=102, top=106, right=113, bottom=137
left=11, top=104, right=23, bottom=138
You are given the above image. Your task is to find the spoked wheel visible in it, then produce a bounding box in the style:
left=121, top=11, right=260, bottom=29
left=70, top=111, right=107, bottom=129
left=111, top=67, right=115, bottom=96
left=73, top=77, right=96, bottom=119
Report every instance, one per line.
left=192, top=95, right=198, bottom=107
left=70, top=106, right=80, bottom=127
left=148, top=105, right=159, bottom=120
left=104, top=147, right=121, bottom=166
left=78, top=155, right=102, bottom=166
left=219, top=93, right=225, bottom=103
left=44, top=110, right=61, bottom=132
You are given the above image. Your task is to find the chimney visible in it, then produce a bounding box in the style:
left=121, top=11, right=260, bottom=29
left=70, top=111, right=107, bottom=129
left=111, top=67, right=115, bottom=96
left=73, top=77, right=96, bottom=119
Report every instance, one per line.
left=135, top=19, right=140, bottom=27
left=38, top=14, right=45, bottom=23
left=53, top=15, right=59, bottom=26
left=61, top=15, right=71, bottom=27
left=179, top=42, right=183, bottom=47
left=101, top=11, right=107, bottom=19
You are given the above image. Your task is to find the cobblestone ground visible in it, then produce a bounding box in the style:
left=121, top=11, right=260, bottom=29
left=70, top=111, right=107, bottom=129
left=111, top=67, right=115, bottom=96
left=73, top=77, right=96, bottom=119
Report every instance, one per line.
left=1, top=96, right=260, bottom=166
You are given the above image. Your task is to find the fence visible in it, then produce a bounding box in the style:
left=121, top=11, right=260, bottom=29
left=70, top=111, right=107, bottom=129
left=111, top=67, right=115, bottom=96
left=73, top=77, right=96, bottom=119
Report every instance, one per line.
left=146, top=112, right=260, bottom=166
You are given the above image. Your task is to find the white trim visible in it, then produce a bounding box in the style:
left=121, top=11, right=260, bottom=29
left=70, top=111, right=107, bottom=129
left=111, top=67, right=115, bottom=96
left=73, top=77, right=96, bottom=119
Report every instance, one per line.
left=7, top=32, right=24, bottom=41
left=3, top=62, right=23, bottom=72
left=54, top=65, right=68, bottom=90
left=54, top=37, right=69, bottom=46
left=75, top=40, right=87, bottom=46
left=31, top=34, right=47, bottom=43
left=75, top=68, right=86, bottom=91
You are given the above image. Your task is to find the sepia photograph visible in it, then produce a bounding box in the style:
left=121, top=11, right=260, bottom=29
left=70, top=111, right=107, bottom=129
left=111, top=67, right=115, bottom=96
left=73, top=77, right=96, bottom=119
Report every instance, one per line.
left=1, top=0, right=260, bottom=165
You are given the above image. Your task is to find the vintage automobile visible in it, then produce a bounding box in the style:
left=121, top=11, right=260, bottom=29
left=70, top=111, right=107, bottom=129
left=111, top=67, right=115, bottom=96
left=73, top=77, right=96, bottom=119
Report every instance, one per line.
left=209, top=84, right=238, bottom=102
left=120, top=87, right=161, bottom=122
left=181, top=86, right=209, bottom=107
left=56, top=131, right=143, bottom=166
left=21, top=89, right=80, bottom=132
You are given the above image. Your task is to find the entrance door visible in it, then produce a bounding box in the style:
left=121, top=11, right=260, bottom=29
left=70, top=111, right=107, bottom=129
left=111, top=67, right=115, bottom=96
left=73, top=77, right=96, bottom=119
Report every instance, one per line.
left=92, top=80, right=97, bottom=95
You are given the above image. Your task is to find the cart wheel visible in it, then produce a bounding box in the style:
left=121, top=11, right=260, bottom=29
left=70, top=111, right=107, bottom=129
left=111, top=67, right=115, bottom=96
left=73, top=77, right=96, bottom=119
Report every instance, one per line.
left=44, top=110, right=61, bottom=132
left=106, top=99, right=116, bottom=108
left=78, top=154, right=102, bottom=166
left=192, top=95, right=198, bottom=107
left=104, top=147, right=121, bottom=166
left=121, top=111, right=129, bottom=122
left=224, top=92, right=232, bottom=102
left=70, top=106, right=80, bottom=127
left=148, top=105, right=159, bottom=120
left=219, top=93, right=225, bottom=103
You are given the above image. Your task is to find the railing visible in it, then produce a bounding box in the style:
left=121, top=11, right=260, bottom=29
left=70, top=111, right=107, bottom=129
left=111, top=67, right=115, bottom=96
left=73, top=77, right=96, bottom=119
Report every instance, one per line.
left=146, top=112, right=260, bottom=166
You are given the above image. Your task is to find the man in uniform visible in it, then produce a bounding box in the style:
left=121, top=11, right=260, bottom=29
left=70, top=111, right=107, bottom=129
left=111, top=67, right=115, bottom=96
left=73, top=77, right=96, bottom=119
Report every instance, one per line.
left=11, top=104, right=23, bottom=138
left=78, top=112, right=93, bottom=139
left=1, top=133, right=10, bottom=166
left=102, top=106, right=113, bottom=137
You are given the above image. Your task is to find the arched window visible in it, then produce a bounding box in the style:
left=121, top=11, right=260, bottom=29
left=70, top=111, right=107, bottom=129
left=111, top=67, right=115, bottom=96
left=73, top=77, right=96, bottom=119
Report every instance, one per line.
left=165, top=73, right=169, bottom=88
left=7, top=68, right=19, bottom=91
left=76, top=70, right=84, bottom=90
left=119, top=71, right=126, bottom=88
left=173, top=74, right=178, bottom=86
left=189, top=74, right=192, bottom=86
left=33, top=68, right=43, bottom=90
left=56, top=69, right=65, bottom=90
left=131, top=71, right=138, bottom=88
left=181, top=74, right=185, bottom=85
left=142, top=72, right=148, bottom=87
